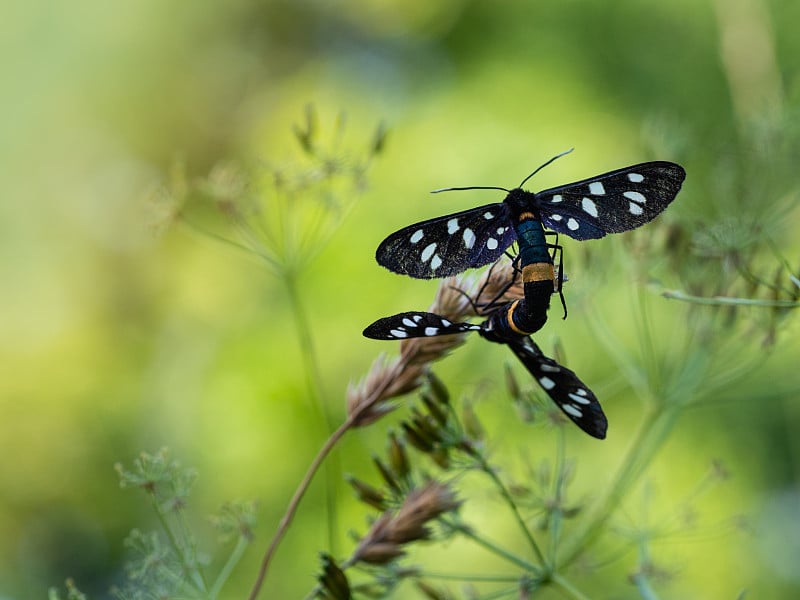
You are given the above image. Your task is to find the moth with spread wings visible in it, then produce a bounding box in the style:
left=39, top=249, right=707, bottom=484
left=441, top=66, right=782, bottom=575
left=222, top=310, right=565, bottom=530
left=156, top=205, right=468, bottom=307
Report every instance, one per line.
left=376, top=154, right=685, bottom=279
left=365, top=199, right=607, bottom=438
left=363, top=309, right=607, bottom=439
left=364, top=183, right=608, bottom=439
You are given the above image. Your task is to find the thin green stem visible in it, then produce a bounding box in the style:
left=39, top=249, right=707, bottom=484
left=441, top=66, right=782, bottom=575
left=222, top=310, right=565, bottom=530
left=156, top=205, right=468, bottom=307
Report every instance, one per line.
left=210, top=536, right=249, bottom=599
left=251, top=350, right=415, bottom=600
left=474, top=585, right=523, bottom=600
left=452, top=521, right=539, bottom=572
left=303, top=585, right=321, bottom=600
left=630, top=572, right=661, bottom=600
left=549, top=428, right=566, bottom=566
left=558, top=405, right=679, bottom=568
left=662, top=289, right=800, bottom=308
left=473, top=452, right=548, bottom=569
left=283, top=271, right=334, bottom=432
left=283, top=271, right=340, bottom=555
left=552, top=573, right=592, bottom=600
left=636, top=285, right=661, bottom=394
left=175, top=507, right=210, bottom=592
left=420, top=571, right=522, bottom=583
left=153, top=507, right=207, bottom=593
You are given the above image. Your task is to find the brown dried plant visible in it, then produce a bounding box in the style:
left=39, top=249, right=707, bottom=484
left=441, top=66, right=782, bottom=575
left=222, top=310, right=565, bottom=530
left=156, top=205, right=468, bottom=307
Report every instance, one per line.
left=315, top=482, right=462, bottom=599
left=346, top=260, right=524, bottom=426
left=350, top=481, right=462, bottom=565
left=251, top=258, right=521, bottom=599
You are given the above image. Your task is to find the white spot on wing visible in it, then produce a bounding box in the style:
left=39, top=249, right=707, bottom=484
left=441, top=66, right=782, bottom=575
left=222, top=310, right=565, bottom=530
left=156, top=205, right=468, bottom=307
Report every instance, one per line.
left=410, top=229, right=424, bottom=244
left=539, top=364, right=560, bottom=373
left=463, top=228, right=476, bottom=249
left=562, top=404, right=583, bottom=418
left=447, top=218, right=459, bottom=234
left=576, top=388, right=588, bottom=396
left=589, top=181, right=605, bottom=195
left=430, top=254, right=442, bottom=271
left=551, top=194, right=563, bottom=203
left=390, top=329, right=407, bottom=338
left=496, top=227, right=505, bottom=235
left=569, top=393, right=591, bottom=405
left=567, top=218, right=579, bottom=231
left=421, top=243, right=437, bottom=262
left=623, top=191, right=647, bottom=203
left=539, top=376, right=556, bottom=390
left=627, top=172, right=644, bottom=183
left=581, top=197, right=598, bottom=218
left=424, top=327, right=439, bottom=335
left=402, top=318, right=417, bottom=327
left=413, top=315, right=423, bottom=322
left=551, top=214, right=563, bottom=221
left=440, top=319, right=452, bottom=327
left=487, top=237, right=498, bottom=250
left=628, top=202, right=644, bottom=215
left=483, top=211, right=494, bottom=220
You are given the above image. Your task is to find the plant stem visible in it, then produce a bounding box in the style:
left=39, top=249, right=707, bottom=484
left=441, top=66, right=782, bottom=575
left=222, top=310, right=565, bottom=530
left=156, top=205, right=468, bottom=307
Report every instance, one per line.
left=662, top=289, right=800, bottom=308
left=552, top=573, right=592, bottom=600
left=630, top=571, right=661, bottom=600
left=452, top=521, right=539, bottom=572
left=249, top=351, right=413, bottom=599
left=476, top=585, right=524, bottom=600
left=210, top=536, right=249, bottom=599
left=474, top=452, right=548, bottom=569
left=175, top=508, right=210, bottom=592
left=557, top=405, right=679, bottom=568
left=420, top=571, right=522, bottom=583
left=549, top=428, right=566, bottom=566
left=248, top=413, right=357, bottom=600
left=154, top=508, right=208, bottom=593
left=283, top=270, right=340, bottom=555
left=283, top=270, right=335, bottom=433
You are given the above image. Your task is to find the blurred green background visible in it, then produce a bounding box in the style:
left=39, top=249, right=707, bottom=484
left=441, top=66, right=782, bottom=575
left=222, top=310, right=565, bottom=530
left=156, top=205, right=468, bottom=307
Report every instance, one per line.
left=2, top=0, right=800, bottom=598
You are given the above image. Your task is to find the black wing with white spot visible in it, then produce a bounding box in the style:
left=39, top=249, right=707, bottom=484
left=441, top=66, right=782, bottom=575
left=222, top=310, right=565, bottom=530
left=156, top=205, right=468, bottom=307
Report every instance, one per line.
left=375, top=203, right=515, bottom=279
left=534, top=161, right=685, bottom=241
left=363, top=311, right=482, bottom=340
left=507, top=337, right=607, bottom=439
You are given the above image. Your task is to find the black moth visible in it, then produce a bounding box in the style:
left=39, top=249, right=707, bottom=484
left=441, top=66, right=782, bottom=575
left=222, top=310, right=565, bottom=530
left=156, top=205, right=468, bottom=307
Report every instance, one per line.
left=363, top=311, right=608, bottom=439
left=376, top=159, right=685, bottom=279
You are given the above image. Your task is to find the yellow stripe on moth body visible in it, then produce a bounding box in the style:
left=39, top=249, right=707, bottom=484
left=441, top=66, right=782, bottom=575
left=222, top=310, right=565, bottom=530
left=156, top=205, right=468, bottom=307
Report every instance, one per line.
left=506, top=300, right=536, bottom=335
left=522, top=262, right=555, bottom=283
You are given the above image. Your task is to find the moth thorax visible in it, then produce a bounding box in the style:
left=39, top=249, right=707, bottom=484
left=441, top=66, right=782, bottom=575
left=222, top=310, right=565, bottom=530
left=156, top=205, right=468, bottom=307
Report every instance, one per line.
left=505, top=188, right=537, bottom=218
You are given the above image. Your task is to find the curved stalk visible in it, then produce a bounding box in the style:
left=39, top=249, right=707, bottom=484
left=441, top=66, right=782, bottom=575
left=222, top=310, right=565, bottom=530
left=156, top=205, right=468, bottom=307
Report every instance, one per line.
left=557, top=406, right=678, bottom=568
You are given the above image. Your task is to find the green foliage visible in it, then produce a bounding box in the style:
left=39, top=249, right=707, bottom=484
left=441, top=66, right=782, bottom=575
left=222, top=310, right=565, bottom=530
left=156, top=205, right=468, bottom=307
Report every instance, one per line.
left=312, top=330, right=742, bottom=599
left=7, top=0, right=800, bottom=598
left=111, top=450, right=255, bottom=600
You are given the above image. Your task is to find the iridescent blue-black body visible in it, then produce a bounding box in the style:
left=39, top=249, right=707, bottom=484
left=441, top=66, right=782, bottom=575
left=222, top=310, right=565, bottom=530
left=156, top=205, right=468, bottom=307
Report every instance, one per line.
left=362, top=207, right=608, bottom=438
left=481, top=190, right=556, bottom=344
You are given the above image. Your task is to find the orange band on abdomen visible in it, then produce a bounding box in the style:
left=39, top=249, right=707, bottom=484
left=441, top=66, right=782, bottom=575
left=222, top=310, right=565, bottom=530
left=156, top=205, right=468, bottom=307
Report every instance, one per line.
left=507, top=300, right=535, bottom=335
left=522, top=262, right=555, bottom=283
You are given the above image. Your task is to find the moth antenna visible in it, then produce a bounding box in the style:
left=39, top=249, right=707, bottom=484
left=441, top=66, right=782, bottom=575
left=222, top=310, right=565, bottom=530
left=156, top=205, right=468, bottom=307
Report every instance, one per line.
left=431, top=185, right=509, bottom=194
left=517, top=148, right=574, bottom=188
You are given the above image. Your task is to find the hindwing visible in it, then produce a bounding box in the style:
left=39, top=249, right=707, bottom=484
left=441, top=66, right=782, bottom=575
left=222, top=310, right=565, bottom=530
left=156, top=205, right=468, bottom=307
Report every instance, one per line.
left=363, top=311, right=481, bottom=340
left=507, top=337, right=607, bottom=439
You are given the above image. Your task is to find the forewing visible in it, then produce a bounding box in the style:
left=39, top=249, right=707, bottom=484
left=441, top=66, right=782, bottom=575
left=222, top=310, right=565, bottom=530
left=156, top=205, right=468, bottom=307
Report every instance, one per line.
left=375, top=203, right=515, bottom=278
left=535, top=161, right=686, bottom=240
left=507, top=337, right=607, bottom=439
left=363, top=312, right=481, bottom=340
